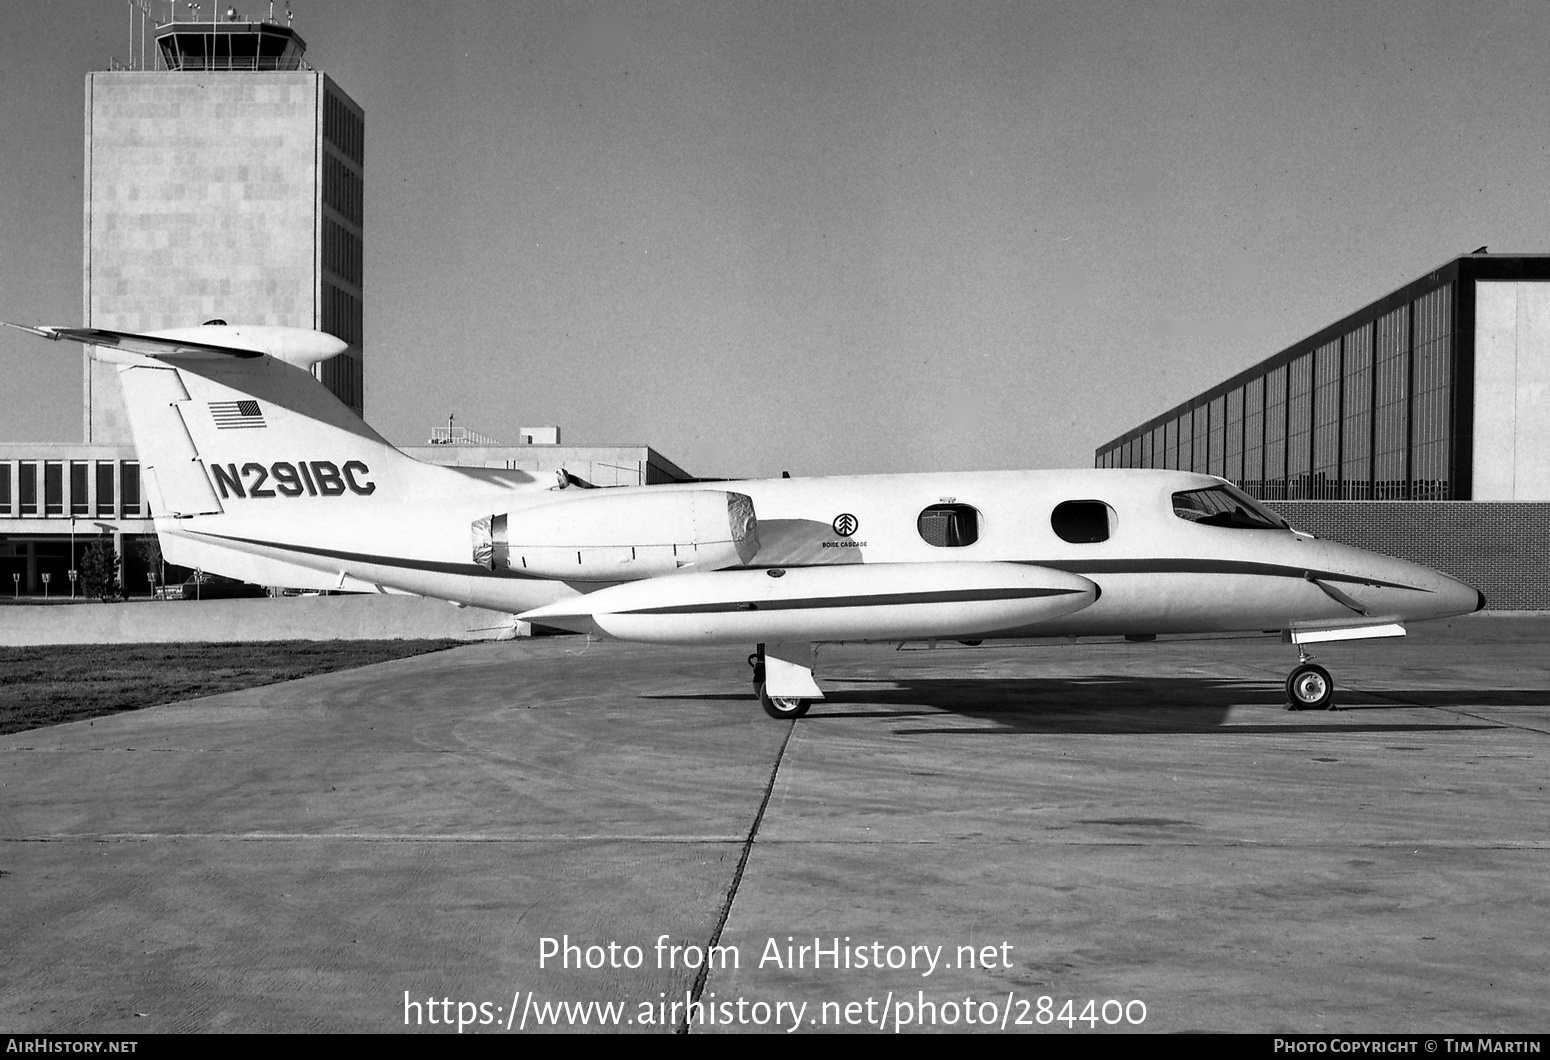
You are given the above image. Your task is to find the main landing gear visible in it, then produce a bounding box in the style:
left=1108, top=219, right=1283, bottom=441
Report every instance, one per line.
left=759, top=686, right=812, bottom=719
left=749, top=643, right=820, bottom=720
left=1285, top=647, right=1335, bottom=711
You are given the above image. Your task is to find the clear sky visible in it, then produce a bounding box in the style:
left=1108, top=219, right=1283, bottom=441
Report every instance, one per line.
left=2, top=1, right=1547, bottom=478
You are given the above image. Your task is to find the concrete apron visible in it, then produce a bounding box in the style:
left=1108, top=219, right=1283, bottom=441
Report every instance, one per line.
left=1, top=616, right=1546, bottom=1032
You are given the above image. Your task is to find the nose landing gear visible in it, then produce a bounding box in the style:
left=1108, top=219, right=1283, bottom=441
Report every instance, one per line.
left=1285, top=647, right=1335, bottom=711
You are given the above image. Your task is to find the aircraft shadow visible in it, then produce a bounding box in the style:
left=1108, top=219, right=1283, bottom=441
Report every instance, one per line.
left=645, top=677, right=1518, bottom=735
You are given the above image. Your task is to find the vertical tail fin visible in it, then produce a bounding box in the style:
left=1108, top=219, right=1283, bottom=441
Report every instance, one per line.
left=8, top=323, right=542, bottom=591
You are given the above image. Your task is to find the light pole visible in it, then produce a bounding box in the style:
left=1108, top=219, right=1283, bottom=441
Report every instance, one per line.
left=69, top=569, right=78, bottom=599
left=70, top=516, right=76, bottom=598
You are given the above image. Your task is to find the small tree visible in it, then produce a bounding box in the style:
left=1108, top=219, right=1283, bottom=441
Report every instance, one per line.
left=80, top=539, right=121, bottom=602
left=136, top=536, right=163, bottom=592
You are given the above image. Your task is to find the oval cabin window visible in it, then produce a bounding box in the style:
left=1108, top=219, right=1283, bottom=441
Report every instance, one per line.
left=917, top=504, right=980, bottom=547
left=1051, top=500, right=1112, bottom=544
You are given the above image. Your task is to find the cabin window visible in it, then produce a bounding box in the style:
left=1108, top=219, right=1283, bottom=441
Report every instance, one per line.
left=1172, top=485, right=1286, bottom=530
left=1051, top=500, right=1112, bottom=543
left=917, top=504, right=980, bottom=547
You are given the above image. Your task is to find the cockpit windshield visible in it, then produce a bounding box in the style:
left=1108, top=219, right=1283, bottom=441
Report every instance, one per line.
left=1172, top=484, right=1288, bottom=530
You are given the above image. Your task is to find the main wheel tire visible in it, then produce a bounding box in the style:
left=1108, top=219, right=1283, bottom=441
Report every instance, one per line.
left=758, top=683, right=810, bottom=720
left=1285, top=663, right=1335, bottom=711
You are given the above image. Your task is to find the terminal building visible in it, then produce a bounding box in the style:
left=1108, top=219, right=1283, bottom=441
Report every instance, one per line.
left=1096, top=252, right=1550, bottom=609
left=1, top=11, right=690, bottom=598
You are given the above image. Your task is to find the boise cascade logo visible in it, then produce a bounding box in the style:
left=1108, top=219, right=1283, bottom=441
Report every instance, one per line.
left=832, top=513, right=859, bottom=537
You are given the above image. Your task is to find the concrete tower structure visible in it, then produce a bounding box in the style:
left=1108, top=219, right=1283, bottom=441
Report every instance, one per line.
left=83, top=13, right=364, bottom=442
left=1, top=10, right=692, bottom=598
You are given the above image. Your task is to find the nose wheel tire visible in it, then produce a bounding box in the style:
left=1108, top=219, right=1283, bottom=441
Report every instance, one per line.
left=758, top=683, right=810, bottom=720
left=1285, top=663, right=1335, bottom=711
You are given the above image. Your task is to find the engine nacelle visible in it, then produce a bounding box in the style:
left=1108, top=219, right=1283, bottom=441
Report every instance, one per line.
left=472, top=490, right=759, bottom=582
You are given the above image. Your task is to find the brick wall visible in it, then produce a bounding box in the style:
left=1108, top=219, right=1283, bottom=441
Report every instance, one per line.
left=1265, top=502, right=1550, bottom=611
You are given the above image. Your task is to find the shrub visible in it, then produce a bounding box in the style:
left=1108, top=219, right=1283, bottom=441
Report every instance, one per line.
left=80, top=539, right=121, bottom=602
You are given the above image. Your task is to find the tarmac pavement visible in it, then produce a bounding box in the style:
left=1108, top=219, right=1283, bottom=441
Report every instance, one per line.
left=1, top=615, right=1546, bottom=1033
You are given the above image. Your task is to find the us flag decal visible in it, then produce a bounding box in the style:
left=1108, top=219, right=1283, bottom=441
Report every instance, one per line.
left=209, top=400, right=265, bottom=429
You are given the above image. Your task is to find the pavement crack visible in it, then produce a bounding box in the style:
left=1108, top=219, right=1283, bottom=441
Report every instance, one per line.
left=679, top=719, right=796, bottom=1034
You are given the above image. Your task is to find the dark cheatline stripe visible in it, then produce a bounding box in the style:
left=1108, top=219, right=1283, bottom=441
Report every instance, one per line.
left=1033, top=558, right=1429, bottom=592
left=621, top=586, right=1084, bottom=616
left=186, top=531, right=542, bottom=579
left=179, top=533, right=1432, bottom=595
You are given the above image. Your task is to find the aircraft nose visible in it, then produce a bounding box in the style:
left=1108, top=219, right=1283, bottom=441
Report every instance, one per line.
left=1430, top=571, right=1485, bottom=620
left=1318, top=541, right=1483, bottom=622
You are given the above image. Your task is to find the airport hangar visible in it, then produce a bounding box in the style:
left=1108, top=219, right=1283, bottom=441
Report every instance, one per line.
left=0, top=13, right=691, bottom=598
left=1095, top=251, right=1550, bottom=611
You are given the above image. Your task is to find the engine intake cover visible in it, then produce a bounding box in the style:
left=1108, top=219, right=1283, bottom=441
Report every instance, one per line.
left=473, top=490, right=759, bottom=581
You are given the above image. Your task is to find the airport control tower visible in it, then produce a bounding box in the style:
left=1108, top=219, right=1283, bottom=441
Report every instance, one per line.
left=83, top=9, right=364, bottom=441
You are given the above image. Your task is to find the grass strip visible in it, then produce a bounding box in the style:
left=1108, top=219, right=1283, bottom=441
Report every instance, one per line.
left=0, top=640, right=462, bottom=735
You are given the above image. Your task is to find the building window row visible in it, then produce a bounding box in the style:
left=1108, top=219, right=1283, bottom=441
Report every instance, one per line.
left=1098, top=281, right=1455, bottom=500
left=321, top=281, right=363, bottom=350
left=323, top=151, right=363, bottom=227
left=323, top=92, right=363, bottom=166
left=0, top=460, right=143, bottom=519
left=318, top=280, right=363, bottom=415
left=317, top=352, right=363, bottom=417
left=323, top=218, right=363, bottom=288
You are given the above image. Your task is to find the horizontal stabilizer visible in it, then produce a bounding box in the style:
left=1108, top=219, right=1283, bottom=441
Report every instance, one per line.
left=2, top=322, right=347, bottom=368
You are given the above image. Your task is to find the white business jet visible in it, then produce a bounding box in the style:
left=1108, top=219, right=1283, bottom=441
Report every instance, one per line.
left=7, top=321, right=1484, bottom=718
